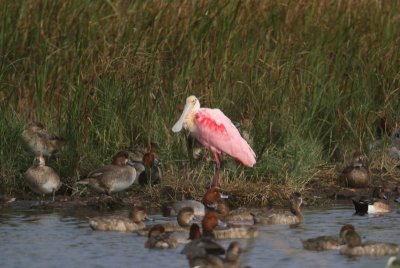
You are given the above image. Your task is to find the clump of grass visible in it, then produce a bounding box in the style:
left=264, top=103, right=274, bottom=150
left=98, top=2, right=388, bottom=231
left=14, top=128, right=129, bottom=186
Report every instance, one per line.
left=1, top=1, right=400, bottom=202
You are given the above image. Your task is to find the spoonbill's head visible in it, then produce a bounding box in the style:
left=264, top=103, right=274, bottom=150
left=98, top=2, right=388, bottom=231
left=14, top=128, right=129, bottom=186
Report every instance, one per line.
left=172, top=95, right=200, bottom=133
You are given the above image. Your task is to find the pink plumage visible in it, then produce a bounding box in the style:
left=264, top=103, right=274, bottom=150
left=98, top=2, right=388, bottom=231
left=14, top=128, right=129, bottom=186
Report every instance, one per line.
left=172, top=96, right=256, bottom=187
left=193, top=109, right=256, bottom=167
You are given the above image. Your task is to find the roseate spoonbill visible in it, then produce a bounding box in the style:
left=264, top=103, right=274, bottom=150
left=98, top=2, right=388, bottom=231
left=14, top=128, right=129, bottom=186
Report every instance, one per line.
left=22, top=121, right=67, bottom=157
left=172, top=95, right=256, bottom=187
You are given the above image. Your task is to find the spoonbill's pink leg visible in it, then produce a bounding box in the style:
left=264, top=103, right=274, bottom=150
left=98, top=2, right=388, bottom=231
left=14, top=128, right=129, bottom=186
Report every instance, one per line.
left=211, top=151, right=221, bottom=187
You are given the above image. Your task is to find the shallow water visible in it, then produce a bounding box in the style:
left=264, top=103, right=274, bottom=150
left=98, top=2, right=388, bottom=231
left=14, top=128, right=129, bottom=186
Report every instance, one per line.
left=1, top=202, right=399, bottom=268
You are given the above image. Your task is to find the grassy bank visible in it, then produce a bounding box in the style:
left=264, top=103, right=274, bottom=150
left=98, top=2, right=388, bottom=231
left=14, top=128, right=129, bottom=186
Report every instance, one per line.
left=1, top=0, right=400, bottom=204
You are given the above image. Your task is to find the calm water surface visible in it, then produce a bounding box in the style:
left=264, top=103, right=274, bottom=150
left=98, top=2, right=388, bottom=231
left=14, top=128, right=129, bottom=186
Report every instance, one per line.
left=1, top=202, right=399, bottom=268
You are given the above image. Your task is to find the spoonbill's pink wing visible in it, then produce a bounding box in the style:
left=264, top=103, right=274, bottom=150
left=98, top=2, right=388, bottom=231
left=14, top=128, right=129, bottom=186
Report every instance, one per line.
left=194, top=108, right=256, bottom=167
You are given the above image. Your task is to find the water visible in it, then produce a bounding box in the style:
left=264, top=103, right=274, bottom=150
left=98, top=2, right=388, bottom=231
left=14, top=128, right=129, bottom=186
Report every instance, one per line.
left=1, top=203, right=399, bottom=268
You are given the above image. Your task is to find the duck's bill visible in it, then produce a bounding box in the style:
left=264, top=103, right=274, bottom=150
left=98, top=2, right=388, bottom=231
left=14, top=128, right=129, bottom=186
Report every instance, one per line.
left=127, top=159, right=137, bottom=166
left=144, top=215, right=154, bottom=222
left=220, top=193, right=229, bottom=199
left=154, top=158, right=161, bottom=166
left=172, top=103, right=191, bottom=133
left=217, top=219, right=227, bottom=228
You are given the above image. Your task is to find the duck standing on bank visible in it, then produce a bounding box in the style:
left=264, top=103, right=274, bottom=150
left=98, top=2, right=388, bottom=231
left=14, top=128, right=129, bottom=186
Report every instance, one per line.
left=76, top=151, right=137, bottom=195
left=24, top=151, right=62, bottom=201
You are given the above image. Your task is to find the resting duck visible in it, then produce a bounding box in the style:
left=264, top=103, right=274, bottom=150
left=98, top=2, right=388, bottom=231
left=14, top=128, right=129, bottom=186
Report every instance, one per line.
left=89, top=205, right=149, bottom=232
left=301, top=224, right=355, bottom=251
left=22, top=121, right=67, bottom=157
left=252, top=192, right=305, bottom=225
left=77, top=151, right=137, bottom=195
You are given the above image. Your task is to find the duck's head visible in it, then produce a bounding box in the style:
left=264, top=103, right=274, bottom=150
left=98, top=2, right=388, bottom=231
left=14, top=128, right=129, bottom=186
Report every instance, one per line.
left=113, top=151, right=134, bottom=167
left=225, top=241, right=242, bottom=262
left=33, top=151, right=45, bottom=167
left=351, top=152, right=368, bottom=168
left=202, top=187, right=228, bottom=208
left=188, top=223, right=202, bottom=240
left=177, top=207, right=196, bottom=227
left=142, top=151, right=156, bottom=168
left=202, top=211, right=219, bottom=233
left=172, top=95, right=200, bottom=133
left=202, top=211, right=227, bottom=235
left=289, top=192, right=304, bottom=213
left=342, top=228, right=362, bottom=248
left=129, top=205, right=150, bottom=223
left=339, top=224, right=355, bottom=239
left=25, top=121, right=45, bottom=132
left=147, top=224, right=165, bottom=238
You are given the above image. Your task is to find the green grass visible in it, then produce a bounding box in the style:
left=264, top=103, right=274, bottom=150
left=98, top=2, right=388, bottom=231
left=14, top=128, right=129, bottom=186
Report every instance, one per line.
left=1, top=0, right=400, bottom=200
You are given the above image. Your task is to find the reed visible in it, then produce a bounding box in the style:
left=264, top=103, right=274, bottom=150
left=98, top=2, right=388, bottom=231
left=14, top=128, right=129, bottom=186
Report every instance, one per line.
left=1, top=0, right=400, bottom=201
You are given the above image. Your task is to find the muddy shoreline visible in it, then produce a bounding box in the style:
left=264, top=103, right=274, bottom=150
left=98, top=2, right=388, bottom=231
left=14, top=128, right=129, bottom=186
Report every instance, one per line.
left=2, top=178, right=399, bottom=214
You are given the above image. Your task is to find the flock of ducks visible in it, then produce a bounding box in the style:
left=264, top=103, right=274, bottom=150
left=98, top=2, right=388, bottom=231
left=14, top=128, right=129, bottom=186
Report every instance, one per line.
left=4, top=96, right=400, bottom=267
left=20, top=121, right=161, bottom=201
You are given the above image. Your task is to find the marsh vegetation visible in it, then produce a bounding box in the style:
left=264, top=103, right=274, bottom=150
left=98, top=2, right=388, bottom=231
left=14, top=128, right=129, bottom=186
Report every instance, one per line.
left=1, top=1, right=400, bottom=205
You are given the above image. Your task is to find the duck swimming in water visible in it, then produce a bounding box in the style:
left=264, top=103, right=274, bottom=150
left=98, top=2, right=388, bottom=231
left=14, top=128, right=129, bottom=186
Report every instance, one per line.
left=182, top=223, right=226, bottom=260
left=89, top=205, right=149, bottom=232
left=352, top=187, right=390, bottom=215
left=301, top=224, right=355, bottom=251
left=252, top=192, right=305, bottom=225
left=137, top=206, right=196, bottom=236
left=340, top=226, right=400, bottom=256
left=187, top=241, right=244, bottom=268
